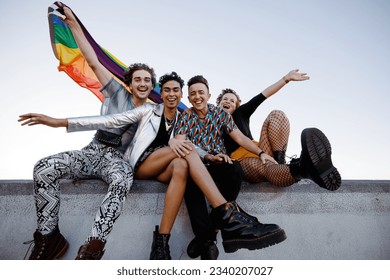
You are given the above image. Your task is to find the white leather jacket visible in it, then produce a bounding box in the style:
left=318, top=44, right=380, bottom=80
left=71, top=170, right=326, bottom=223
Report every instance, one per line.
left=68, top=103, right=173, bottom=167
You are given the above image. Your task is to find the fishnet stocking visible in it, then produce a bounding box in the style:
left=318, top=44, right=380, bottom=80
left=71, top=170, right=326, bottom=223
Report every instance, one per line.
left=259, top=110, right=290, bottom=156
left=239, top=110, right=295, bottom=187
left=240, top=158, right=295, bottom=187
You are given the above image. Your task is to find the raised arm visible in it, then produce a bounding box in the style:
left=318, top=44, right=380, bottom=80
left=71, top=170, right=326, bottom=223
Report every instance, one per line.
left=62, top=5, right=112, bottom=86
left=262, top=69, right=310, bottom=98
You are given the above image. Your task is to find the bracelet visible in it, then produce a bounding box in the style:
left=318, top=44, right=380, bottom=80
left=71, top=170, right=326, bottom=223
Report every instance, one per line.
left=283, top=76, right=290, bottom=83
left=258, top=151, right=265, bottom=157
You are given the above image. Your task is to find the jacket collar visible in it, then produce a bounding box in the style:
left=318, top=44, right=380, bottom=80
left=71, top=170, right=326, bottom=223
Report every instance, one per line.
left=153, top=103, right=181, bottom=118
left=153, top=103, right=165, bottom=116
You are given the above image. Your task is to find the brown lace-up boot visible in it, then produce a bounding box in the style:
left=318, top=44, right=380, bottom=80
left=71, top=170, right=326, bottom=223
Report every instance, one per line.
left=25, top=226, right=69, bottom=260
left=75, top=239, right=105, bottom=260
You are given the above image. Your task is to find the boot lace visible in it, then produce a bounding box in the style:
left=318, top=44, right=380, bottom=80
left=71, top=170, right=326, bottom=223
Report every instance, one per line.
left=233, top=202, right=261, bottom=225
left=23, top=237, right=45, bottom=260
left=286, top=154, right=298, bottom=164
left=154, top=236, right=170, bottom=260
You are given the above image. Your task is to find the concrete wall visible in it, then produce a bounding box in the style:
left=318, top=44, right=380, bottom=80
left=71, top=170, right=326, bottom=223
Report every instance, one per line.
left=1, top=179, right=389, bottom=260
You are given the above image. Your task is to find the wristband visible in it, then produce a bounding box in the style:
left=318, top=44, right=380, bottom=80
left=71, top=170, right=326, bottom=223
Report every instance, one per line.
left=258, top=151, right=265, bottom=157
left=283, top=76, right=290, bottom=83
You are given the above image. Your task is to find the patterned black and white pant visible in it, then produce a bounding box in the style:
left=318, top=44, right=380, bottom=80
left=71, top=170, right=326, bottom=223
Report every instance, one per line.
left=33, top=143, right=133, bottom=242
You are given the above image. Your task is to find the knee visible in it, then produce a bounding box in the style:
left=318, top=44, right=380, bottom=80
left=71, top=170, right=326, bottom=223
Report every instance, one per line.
left=33, top=156, right=55, bottom=176
left=269, top=109, right=287, bottom=119
left=109, top=162, right=133, bottom=182
left=172, top=158, right=188, bottom=170
left=33, top=160, right=41, bottom=175
left=187, top=147, right=198, bottom=157
left=171, top=158, right=189, bottom=176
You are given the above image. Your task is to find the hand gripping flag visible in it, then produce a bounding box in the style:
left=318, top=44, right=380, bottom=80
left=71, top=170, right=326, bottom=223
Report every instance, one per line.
left=48, top=2, right=187, bottom=111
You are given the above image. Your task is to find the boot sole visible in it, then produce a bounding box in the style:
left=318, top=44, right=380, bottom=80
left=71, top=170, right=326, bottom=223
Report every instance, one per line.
left=52, top=238, right=69, bottom=260
left=222, top=228, right=287, bottom=253
left=187, top=238, right=201, bottom=259
left=301, top=128, right=341, bottom=191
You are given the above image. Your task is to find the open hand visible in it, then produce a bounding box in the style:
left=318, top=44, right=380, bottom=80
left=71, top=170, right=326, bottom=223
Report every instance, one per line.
left=18, top=113, right=67, bottom=128
left=285, top=69, right=310, bottom=82
left=168, top=138, right=193, bottom=158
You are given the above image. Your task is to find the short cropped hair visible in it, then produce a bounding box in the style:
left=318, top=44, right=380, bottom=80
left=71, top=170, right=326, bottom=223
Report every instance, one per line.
left=159, top=71, right=185, bottom=90
left=187, top=75, right=209, bottom=90
left=123, top=63, right=156, bottom=87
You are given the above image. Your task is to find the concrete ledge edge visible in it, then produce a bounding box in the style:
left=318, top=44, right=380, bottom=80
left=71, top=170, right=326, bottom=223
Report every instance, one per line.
left=1, top=179, right=389, bottom=196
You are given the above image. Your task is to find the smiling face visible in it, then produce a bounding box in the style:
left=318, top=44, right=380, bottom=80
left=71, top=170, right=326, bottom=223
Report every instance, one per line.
left=218, top=92, right=238, bottom=114
left=188, top=83, right=211, bottom=113
left=128, top=69, right=153, bottom=102
left=161, top=80, right=183, bottom=110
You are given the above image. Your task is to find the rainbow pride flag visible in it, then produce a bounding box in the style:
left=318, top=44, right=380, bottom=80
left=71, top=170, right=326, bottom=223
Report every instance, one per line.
left=47, top=2, right=187, bottom=111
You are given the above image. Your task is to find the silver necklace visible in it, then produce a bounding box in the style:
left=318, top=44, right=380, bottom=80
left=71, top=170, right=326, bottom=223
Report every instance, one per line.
left=164, top=113, right=176, bottom=131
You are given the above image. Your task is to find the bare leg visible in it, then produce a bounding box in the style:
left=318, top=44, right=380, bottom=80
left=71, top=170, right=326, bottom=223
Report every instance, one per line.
left=135, top=147, right=177, bottom=179
left=136, top=146, right=226, bottom=207
left=155, top=158, right=188, bottom=234
left=180, top=149, right=227, bottom=207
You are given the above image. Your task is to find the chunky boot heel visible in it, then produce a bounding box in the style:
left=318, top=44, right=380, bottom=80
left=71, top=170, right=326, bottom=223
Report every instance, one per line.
left=290, top=127, right=341, bottom=191
left=222, top=226, right=287, bottom=253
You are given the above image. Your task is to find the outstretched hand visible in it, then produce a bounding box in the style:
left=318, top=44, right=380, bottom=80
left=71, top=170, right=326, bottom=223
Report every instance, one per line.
left=285, top=69, right=310, bottom=82
left=18, top=113, right=68, bottom=128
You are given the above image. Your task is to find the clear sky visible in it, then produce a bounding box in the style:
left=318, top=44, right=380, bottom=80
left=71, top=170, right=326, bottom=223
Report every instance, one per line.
left=0, top=0, right=389, bottom=180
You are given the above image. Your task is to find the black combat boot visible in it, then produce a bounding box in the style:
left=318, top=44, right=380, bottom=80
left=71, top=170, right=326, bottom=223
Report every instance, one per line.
left=187, top=237, right=219, bottom=260
left=25, top=226, right=69, bottom=260
left=149, top=225, right=171, bottom=260
left=210, top=202, right=287, bottom=253
left=289, top=127, right=341, bottom=191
